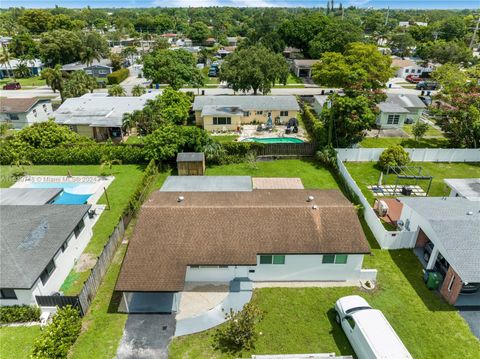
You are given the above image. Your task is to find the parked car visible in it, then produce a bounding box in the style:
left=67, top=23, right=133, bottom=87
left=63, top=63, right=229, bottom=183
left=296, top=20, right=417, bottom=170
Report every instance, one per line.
left=423, top=241, right=480, bottom=295
left=2, top=82, right=21, bottom=90
left=406, top=74, right=422, bottom=83
left=416, top=81, right=438, bottom=90
left=335, top=295, right=413, bottom=359
left=208, top=68, right=218, bottom=77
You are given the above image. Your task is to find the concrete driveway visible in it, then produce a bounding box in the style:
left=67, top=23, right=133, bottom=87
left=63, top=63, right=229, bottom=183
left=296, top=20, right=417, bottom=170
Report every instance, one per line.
left=116, top=314, right=176, bottom=359
left=459, top=309, right=480, bottom=339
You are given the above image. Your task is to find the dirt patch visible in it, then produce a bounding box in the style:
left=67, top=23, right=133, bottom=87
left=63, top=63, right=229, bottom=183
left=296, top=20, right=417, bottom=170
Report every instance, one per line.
left=74, top=254, right=97, bottom=272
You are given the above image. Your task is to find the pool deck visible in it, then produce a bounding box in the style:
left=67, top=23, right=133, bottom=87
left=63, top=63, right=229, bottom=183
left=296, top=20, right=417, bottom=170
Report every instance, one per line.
left=238, top=124, right=307, bottom=142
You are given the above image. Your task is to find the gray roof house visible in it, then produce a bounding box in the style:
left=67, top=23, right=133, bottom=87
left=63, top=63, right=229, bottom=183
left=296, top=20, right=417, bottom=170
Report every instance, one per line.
left=376, top=94, right=426, bottom=129
left=399, top=197, right=480, bottom=306
left=0, top=204, right=90, bottom=305
left=54, top=93, right=149, bottom=141
left=444, top=178, right=480, bottom=201
left=193, top=96, right=300, bottom=112
left=0, top=188, right=62, bottom=205
left=61, top=59, right=113, bottom=78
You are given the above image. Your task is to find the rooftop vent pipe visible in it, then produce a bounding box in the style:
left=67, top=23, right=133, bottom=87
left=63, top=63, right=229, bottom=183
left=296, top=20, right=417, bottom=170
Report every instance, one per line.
left=177, top=196, right=185, bottom=202
left=307, top=196, right=315, bottom=202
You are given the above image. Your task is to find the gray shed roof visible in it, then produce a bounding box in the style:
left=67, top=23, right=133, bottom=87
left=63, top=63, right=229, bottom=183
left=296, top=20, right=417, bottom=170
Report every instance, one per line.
left=386, top=93, right=426, bottom=109
left=160, top=176, right=252, bottom=192
left=176, top=152, right=204, bottom=162
left=0, top=205, right=90, bottom=289
left=201, top=105, right=244, bottom=117
left=61, top=58, right=111, bottom=71
left=377, top=102, right=410, bottom=113
left=193, top=96, right=299, bottom=112
left=400, top=197, right=480, bottom=282
left=444, top=178, right=480, bottom=201
left=0, top=188, right=62, bottom=205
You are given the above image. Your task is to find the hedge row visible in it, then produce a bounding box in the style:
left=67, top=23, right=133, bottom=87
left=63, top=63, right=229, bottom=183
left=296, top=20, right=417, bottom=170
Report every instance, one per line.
left=0, top=305, right=41, bottom=323
left=123, top=159, right=158, bottom=216
left=0, top=144, right=147, bottom=165
left=107, top=68, right=129, bottom=85
left=300, top=102, right=326, bottom=146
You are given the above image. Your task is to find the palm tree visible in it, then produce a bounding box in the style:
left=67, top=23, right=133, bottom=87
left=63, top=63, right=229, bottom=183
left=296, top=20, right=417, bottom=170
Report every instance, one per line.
left=41, top=64, right=65, bottom=101
left=131, top=84, right=146, bottom=96
left=14, top=61, right=30, bottom=78
left=0, top=44, right=15, bottom=80
left=108, top=84, right=126, bottom=97
left=100, top=158, right=122, bottom=175
left=122, top=111, right=137, bottom=134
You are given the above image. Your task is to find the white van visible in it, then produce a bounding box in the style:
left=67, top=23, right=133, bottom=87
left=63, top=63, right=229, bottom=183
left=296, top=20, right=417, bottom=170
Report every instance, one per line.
left=334, top=295, right=413, bottom=359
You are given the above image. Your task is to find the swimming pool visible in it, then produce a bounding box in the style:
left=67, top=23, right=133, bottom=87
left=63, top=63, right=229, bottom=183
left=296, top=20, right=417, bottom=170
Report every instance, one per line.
left=242, top=137, right=305, bottom=144
left=27, top=182, right=93, bottom=204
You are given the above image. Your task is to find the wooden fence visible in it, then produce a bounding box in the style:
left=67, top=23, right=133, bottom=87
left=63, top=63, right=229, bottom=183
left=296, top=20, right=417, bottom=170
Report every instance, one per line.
left=257, top=142, right=317, bottom=157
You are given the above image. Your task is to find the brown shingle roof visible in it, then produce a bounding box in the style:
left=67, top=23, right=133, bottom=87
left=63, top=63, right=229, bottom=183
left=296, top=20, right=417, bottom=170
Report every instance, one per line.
left=115, top=189, right=370, bottom=292
left=0, top=97, right=40, bottom=113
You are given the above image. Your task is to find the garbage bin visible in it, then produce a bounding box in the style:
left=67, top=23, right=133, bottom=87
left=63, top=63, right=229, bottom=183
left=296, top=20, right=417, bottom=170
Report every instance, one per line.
left=402, top=186, right=413, bottom=196
left=423, top=271, right=443, bottom=290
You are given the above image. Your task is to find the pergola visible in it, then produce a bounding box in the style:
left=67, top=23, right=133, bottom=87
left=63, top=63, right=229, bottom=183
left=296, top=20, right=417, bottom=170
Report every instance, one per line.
left=386, top=165, right=433, bottom=195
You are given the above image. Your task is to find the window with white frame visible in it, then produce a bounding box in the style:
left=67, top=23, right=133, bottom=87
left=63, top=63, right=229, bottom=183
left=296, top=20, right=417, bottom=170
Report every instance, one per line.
left=256, top=111, right=263, bottom=115
left=280, top=111, right=289, bottom=117
left=0, top=288, right=17, bottom=299
left=213, top=117, right=231, bottom=125
left=387, top=114, right=400, bottom=124
left=98, top=69, right=108, bottom=74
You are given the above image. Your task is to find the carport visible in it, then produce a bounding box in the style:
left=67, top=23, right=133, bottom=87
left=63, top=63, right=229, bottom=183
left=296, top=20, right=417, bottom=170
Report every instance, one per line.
left=119, top=292, right=181, bottom=313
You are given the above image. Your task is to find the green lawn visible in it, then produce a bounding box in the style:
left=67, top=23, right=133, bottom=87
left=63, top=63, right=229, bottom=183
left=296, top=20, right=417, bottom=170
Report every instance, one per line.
left=403, top=124, right=443, bottom=137
left=211, top=134, right=239, bottom=143
left=170, top=221, right=480, bottom=359
left=0, top=326, right=42, bottom=359
left=0, top=76, right=46, bottom=87
left=360, top=137, right=449, bottom=149
left=0, top=164, right=146, bottom=295
left=345, top=161, right=480, bottom=205
left=206, top=159, right=339, bottom=190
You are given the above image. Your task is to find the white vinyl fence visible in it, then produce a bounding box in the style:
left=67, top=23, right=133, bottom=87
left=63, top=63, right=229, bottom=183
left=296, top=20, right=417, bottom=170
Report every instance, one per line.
left=337, top=148, right=480, bottom=162
left=336, top=148, right=480, bottom=249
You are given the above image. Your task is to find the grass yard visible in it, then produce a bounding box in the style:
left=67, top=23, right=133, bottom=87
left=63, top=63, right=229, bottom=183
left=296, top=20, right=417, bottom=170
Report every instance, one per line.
left=360, top=137, right=449, bottom=149
left=211, top=134, right=240, bottom=143
left=206, top=159, right=339, bottom=190
left=403, top=124, right=443, bottom=137
left=0, top=76, right=46, bottom=87
left=0, top=164, right=146, bottom=295
left=0, top=326, right=42, bottom=359
left=345, top=161, right=480, bottom=205
left=170, top=221, right=480, bottom=359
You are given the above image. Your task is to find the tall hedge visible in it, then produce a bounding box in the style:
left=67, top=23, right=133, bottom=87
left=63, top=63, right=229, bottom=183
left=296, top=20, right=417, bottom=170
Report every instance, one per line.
left=0, top=305, right=41, bottom=323
left=300, top=102, right=326, bottom=146
left=107, top=68, right=129, bottom=85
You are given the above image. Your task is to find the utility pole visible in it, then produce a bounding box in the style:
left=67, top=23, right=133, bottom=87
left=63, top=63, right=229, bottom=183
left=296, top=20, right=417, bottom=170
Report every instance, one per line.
left=470, top=16, right=480, bottom=50
left=385, top=7, right=390, bottom=27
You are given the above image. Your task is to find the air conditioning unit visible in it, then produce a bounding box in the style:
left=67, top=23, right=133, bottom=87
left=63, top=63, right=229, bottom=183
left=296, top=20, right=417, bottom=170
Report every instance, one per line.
left=378, top=200, right=389, bottom=217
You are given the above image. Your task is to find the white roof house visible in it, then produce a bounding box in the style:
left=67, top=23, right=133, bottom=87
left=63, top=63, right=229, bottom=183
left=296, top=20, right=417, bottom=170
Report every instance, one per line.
left=444, top=178, right=480, bottom=201
left=193, top=95, right=300, bottom=112
left=0, top=58, right=43, bottom=70
left=385, top=93, right=426, bottom=111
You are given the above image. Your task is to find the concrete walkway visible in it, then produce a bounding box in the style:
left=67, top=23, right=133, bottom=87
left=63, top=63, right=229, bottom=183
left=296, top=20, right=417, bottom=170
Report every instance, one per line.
left=175, top=279, right=253, bottom=337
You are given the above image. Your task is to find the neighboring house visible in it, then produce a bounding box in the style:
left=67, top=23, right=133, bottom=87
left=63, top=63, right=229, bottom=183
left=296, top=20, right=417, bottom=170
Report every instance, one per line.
left=444, top=178, right=480, bottom=201
left=204, top=37, right=217, bottom=46
left=399, top=21, right=428, bottom=27
left=0, top=58, right=44, bottom=79
left=227, top=37, right=238, bottom=47
left=398, top=197, right=480, bottom=306
left=61, top=59, right=113, bottom=78
left=0, top=97, right=53, bottom=129
left=376, top=93, right=426, bottom=128
left=192, top=95, right=300, bottom=131
left=0, top=204, right=92, bottom=306
left=283, top=47, right=302, bottom=59
left=115, top=184, right=375, bottom=313
left=0, top=188, right=62, bottom=205
left=54, top=93, right=149, bottom=141
left=292, top=59, right=319, bottom=78
left=176, top=38, right=192, bottom=47
left=391, top=57, right=433, bottom=79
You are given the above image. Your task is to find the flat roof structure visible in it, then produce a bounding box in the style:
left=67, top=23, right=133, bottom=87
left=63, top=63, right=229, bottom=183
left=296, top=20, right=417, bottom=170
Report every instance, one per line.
left=115, top=189, right=370, bottom=292
left=400, top=197, right=480, bottom=282
left=0, top=204, right=90, bottom=288
left=444, top=178, right=480, bottom=201
left=160, top=176, right=252, bottom=192
left=193, top=95, right=300, bottom=112
left=0, top=188, right=62, bottom=205
left=176, top=153, right=204, bottom=162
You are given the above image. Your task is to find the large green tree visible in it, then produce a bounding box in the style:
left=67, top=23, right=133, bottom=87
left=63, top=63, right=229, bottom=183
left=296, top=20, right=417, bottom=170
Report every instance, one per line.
left=8, top=33, right=39, bottom=58
left=416, top=40, right=473, bottom=65
left=220, top=46, right=289, bottom=95
left=389, top=32, right=416, bottom=58
left=143, top=49, right=203, bottom=89
left=79, top=32, right=109, bottom=66
left=158, top=87, right=191, bottom=125
left=41, top=64, right=65, bottom=100
left=39, top=30, right=83, bottom=66
left=187, top=21, right=210, bottom=44
left=63, top=71, right=97, bottom=99
left=279, top=13, right=329, bottom=55
left=312, top=43, right=393, bottom=91
left=432, top=63, right=468, bottom=95
left=18, top=10, right=53, bottom=34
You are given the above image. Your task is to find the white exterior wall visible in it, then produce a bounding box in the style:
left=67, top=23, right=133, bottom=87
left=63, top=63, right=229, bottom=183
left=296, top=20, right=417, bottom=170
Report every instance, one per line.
left=396, top=65, right=431, bottom=78
left=0, top=213, right=94, bottom=306
left=0, top=102, right=53, bottom=129
left=184, top=254, right=376, bottom=284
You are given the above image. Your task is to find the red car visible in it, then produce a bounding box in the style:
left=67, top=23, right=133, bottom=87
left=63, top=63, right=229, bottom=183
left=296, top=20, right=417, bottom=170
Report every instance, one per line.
left=406, top=75, right=422, bottom=84
left=2, top=82, right=21, bottom=90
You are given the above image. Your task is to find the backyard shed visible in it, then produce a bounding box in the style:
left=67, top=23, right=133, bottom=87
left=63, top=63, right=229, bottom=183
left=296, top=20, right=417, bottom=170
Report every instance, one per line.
left=177, top=152, right=205, bottom=176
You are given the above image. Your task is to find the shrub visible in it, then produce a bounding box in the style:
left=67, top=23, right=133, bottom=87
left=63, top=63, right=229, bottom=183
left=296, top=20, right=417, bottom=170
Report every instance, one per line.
left=31, top=305, right=81, bottom=359
left=412, top=121, right=429, bottom=141
left=378, top=145, right=410, bottom=170
left=107, top=68, right=129, bottom=85
left=0, top=305, right=41, bottom=323
left=214, top=303, right=263, bottom=353
left=123, top=159, right=158, bottom=216
left=300, top=103, right=326, bottom=146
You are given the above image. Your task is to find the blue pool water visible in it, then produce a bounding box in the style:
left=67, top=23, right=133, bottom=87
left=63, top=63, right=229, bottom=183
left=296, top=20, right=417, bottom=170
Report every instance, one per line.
left=53, top=192, right=92, bottom=205
left=26, top=182, right=93, bottom=205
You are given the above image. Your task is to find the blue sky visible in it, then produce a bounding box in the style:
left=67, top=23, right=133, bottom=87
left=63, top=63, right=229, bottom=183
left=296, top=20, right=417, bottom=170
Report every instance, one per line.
left=1, top=0, right=478, bottom=9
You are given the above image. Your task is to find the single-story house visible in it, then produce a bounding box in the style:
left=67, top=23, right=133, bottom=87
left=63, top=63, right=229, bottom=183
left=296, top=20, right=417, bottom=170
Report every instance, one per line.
left=115, top=187, right=375, bottom=313
left=0, top=58, right=44, bottom=79
left=0, top=204, right=92, bottom=306
left=204, top=37, right=217, bottom=46
left=292, top=59, right=319, bottom=78
left=376, top=94, right=426, bottom=128
left=283, top=47, right=302, bottom=59
left=227, top=37, right=239, bottom=47
left=398, top=197, right=480, bottom=306
left=192, top=95, right=300, bottom=131
left=175, top=38, right=192, bottom=47
left=54, top=93, right=149, bottom=141
left=399, top=21, right=428, bottom=27
left=0, top=97, right=53, bottom=129
left=61, top=59, right=113, bottom=78
left=444, top=178, right=480, bottom=201
left=0, top=188, right=62, bottom=205
left=391, top=57, right=433, bottom=79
